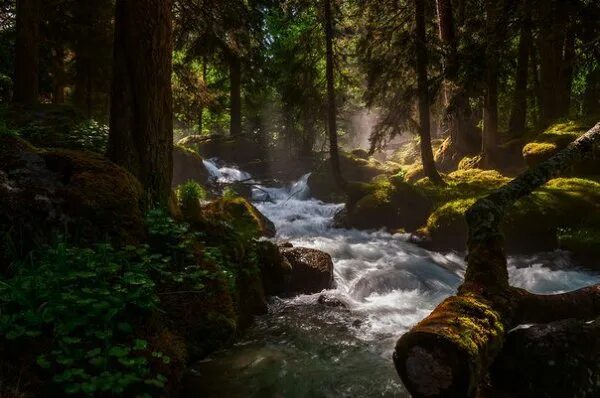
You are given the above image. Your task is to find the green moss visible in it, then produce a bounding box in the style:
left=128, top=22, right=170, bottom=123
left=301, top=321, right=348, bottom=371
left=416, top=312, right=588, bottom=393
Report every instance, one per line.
left=202, top=197, right=275, bottom=239
left=404, top=163, right=425, bottom=183
left=522, top=118, right=597, bottom=167
left=424, top=174, right=600, bottom=252
left=175, top=143, right=200, bottom=157
left=413, top=294, right=506, bottom=394
left=426, top=198, right=477, bottom=233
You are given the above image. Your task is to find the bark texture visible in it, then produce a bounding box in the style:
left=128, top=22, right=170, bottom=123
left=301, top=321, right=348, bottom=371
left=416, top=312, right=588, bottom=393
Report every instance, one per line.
left=108, top=0, right=174, bottom=207
left=323, top=0, right=345, bottom=189
left=414, top=0, right=443, bottom=184
left=394, top=122, right=600, bottom=398
left=14, top=0, right=40, bottom=104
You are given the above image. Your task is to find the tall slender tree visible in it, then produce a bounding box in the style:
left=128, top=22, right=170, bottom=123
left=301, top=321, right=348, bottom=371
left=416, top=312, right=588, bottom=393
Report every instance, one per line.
left=482, top=0, right=500, bottom=165
left=435, top=0, right=476, bottom=158
left=229, top=54, right=242, bottom=136
left=508, top=0, right=532, bottom=136
left=323, top=0, right=344, bottom=188
left=414, top=0, right=444, bottom=185
left=536, top=1, right=573, bottom=124
left=108, top=0, right=174, bottom=207
left=14, top=0, right=40, bottom=104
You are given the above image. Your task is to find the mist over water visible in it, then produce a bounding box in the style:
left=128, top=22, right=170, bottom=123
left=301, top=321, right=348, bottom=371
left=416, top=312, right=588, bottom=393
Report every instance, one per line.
left=193, top=161, right=600, bottom=398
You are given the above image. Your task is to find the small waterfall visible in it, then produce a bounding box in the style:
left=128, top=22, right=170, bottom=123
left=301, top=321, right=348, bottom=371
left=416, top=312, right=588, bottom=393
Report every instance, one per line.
left=203, top=159, right=252, bottom=184
left=252, top=173, right=312, bottom=202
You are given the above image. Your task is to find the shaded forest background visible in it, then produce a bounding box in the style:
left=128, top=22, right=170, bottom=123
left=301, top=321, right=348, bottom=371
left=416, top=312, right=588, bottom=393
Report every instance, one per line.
left=2, top=0, right=598, bottom=165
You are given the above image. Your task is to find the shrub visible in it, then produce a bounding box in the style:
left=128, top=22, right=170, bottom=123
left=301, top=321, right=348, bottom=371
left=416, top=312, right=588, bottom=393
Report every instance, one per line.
left=176, top=180, right=208, bottom=204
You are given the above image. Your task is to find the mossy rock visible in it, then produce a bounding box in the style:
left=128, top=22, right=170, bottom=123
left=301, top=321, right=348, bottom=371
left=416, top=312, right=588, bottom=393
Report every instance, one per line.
left=0, top=135, right=145, bottom=272
left=172, top=145, right=209, bottom=188
left=307, top=151, right=390, bottom=202
left=343, top=178, right=432, bottom=231
left=522, top=119, right=599, bottom=172
left=404, top=164, right=425, bottom=183
left=522, top=142, right=559, bottom=167
left=202, top=197, right=276, bottom=238
left=424, top=176, right=600, bottom=253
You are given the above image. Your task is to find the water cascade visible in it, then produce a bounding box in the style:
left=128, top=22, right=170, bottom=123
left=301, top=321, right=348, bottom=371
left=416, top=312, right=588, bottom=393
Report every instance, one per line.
left=191, top=160, right=600, bottom=398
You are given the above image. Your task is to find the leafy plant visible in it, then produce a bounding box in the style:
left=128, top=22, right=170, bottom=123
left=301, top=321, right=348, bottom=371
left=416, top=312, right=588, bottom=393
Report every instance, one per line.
left=176, top=180, right=208, bottom=204
left=71, top=119, right=109, bottom=153
left=0, top=242, right=168, bottom=396
left=222, top=186, right=238, bottom=199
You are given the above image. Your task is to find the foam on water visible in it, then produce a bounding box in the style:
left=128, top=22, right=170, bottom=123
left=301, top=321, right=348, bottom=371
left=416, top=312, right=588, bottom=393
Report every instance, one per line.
left=192, top=161, right=600, bottom=398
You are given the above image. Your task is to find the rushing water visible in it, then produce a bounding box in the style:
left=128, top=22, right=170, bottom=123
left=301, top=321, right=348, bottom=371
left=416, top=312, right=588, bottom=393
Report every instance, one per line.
left=189, top=160, right=600, bottom=398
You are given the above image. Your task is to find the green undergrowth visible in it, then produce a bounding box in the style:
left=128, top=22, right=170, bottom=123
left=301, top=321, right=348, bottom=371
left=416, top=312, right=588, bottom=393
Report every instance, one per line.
left=0, top=105, right=109, bottom=152
left=0, top=201, right=266, bottom=396
left=522, top=117, right=598, bottom=167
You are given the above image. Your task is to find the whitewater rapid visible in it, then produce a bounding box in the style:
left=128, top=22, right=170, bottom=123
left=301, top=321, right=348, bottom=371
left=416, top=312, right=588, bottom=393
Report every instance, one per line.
left=192, top=159, right=600, bottom=398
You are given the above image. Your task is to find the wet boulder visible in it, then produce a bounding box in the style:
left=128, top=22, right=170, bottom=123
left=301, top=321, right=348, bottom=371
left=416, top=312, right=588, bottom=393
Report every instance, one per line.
left=202, top=197, right=276, bottom=238
left=172, top=145, right=209, bottom=187
left=490, top=318, right=600, bottom=397
left=317, top=294, right=346, bottom=308
left=280, top=247, right=334, bottom=294
left=0, top=135, right=145, bottom=272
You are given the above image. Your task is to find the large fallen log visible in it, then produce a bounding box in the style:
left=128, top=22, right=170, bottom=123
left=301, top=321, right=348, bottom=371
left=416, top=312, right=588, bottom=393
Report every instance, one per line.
left=393, top=122, right=600, bottom=398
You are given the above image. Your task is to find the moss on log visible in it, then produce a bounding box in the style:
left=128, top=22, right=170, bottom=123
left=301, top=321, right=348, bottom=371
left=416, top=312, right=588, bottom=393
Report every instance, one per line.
left=394, top=122, right=600, bottom=398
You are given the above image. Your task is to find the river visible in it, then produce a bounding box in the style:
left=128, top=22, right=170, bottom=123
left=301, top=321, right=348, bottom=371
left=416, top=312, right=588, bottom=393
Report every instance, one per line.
left=188, top=160, right=600, bottom=398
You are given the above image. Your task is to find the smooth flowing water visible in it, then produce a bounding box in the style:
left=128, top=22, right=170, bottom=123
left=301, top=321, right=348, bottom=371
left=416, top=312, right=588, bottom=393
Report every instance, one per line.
left=191, top=160, right=600, bottom=398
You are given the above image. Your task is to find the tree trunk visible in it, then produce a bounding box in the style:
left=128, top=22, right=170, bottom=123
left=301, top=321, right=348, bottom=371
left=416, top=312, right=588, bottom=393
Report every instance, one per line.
left=229, top=56, right=242, bottom=136
left=14, top=0, right=40, bottom=105
left=51, top=45, right=66, bottom=104
left=73, top=2, right=93, bottom=117
left=393, top=122, right=600, bottom=398
left=537, top=4, right=571, bottom=125
left=198, top=59, right=207, bottom=134
left=583, top=68, right=600, bottom=115
left=415, top=0, right=444, bottom=185
left=108, top=0, right=174, bottom=207
left=323, top=0, right=345, bottom=189
left=530, top=45, right=543, bottom=127
left=559, top=27, right=575, bottom=116
left=435, top=0, right=477, bottom=162
left=508, top=0, right=531, bottom=137
left=482, top=0, right=500, bottom=165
